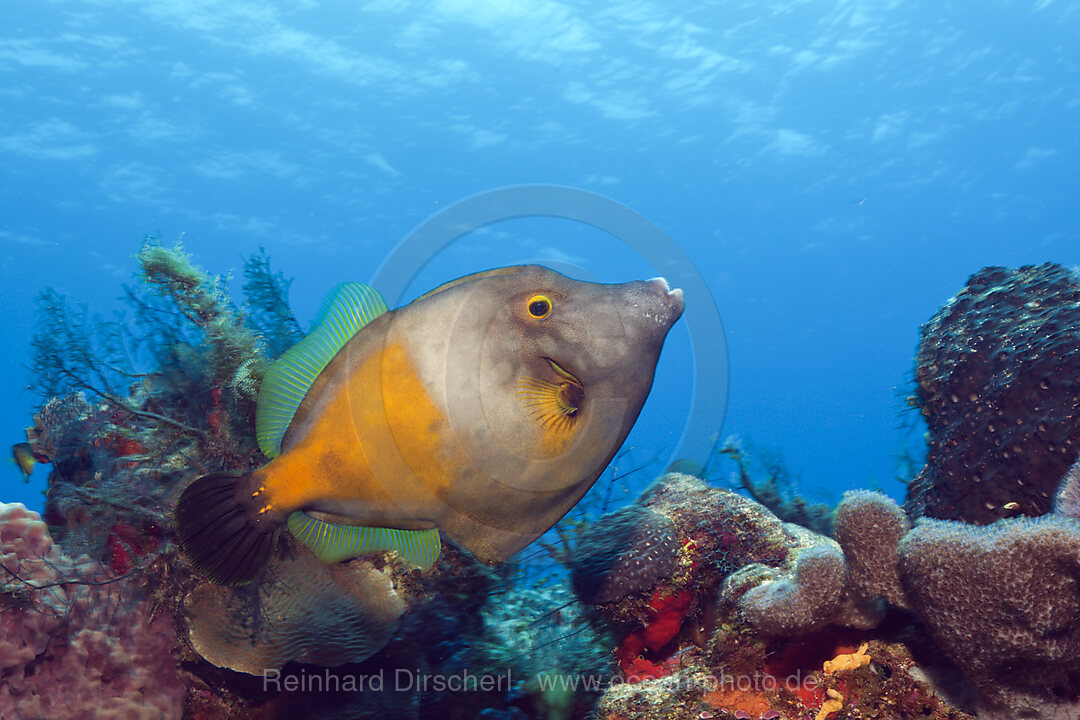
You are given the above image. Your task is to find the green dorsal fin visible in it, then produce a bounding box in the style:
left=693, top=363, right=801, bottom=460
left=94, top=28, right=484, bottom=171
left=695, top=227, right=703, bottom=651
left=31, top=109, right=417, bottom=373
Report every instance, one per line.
left=287, top=512, right=441, bottom=570
left=256, top=282, right=388, bottom=458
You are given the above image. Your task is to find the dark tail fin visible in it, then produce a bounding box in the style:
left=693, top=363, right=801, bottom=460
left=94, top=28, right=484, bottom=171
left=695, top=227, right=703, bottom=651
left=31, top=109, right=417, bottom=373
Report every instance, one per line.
left=174, top=471, right=282, bottom=585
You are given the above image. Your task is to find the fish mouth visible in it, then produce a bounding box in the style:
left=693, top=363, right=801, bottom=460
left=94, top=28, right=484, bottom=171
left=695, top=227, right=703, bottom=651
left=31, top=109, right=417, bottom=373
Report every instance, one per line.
left=647, top=277, right=685, bottom=315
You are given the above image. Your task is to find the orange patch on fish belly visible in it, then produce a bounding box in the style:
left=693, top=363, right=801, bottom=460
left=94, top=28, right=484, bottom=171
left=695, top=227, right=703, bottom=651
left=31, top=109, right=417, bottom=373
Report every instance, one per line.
left=378, top=341, right=460, bottom=496
left=532, top=415, right=576, bottom=459
left=251, top=339, right=459, bottom=520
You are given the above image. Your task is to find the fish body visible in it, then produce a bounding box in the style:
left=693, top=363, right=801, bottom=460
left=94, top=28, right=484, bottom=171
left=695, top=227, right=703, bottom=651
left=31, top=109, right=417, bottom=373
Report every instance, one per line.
left=176, top=265, right=683, bottom=584
left=11, top=442, right=37, bottom=480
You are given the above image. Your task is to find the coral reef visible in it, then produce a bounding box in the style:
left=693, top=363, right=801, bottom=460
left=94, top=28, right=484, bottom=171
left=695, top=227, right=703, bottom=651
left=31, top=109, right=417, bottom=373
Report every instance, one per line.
left=181, top=537, right=546, bottom=720
left=578, top=464, right=1080, bottom=719
left=570, top=504, right=679, bottom=605
left=724, top=530, right=846, bottom=637
left=570, top=472, right=857, bottom=683
left=595, top=637, right=971, bottom=720
left=907, top=262, right=1080, bottom=524
left=184, top=544, right=406, bottom=674
left=824, top=471, right=1080, bottom=719
left=27, top=243, right=289, bottom=571
left=17, top=247, right=1080, bottom=720
left=0, top=503, right=184, bottom=720
left=568, top=473, right=787, bottom=623
left=832, top=489, right=911, bottom=628
left=897, top=467, right=1080, bottom=719
left=15, top=242, right=613, bottom=720
left=480, top=580, right=611, bottom=719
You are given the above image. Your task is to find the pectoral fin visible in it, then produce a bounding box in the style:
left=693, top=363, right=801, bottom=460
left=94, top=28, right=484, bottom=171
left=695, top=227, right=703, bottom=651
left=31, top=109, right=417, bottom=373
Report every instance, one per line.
left=516, top=358, right=584, bottom=434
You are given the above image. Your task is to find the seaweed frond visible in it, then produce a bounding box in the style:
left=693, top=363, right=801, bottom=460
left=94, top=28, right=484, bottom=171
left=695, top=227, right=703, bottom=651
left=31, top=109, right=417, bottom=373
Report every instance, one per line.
left=717, top=435, right=835, bottom=536
left=242, top=246, right=302, bottom=359
left=136, top=241, right=259, bottom=389
left=27, top=239, right=302, bottom=464
left=29, top=289, right=130, bottom=399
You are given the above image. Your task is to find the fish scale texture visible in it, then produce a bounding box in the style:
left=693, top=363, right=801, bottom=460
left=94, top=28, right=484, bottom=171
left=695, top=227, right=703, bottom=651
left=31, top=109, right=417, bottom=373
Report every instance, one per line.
left=907, top=262, right=1080, bottom=524
left=898, top=514, right=1080, bottom=719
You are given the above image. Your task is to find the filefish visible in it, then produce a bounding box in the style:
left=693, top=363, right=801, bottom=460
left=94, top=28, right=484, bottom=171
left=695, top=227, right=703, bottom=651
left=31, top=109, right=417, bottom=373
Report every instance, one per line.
left=175, top=265, right=684, bottom=585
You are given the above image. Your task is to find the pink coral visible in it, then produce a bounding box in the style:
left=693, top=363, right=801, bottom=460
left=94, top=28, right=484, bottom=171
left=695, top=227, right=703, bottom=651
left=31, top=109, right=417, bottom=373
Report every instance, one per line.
left=0, top=502, right=184, bottom=720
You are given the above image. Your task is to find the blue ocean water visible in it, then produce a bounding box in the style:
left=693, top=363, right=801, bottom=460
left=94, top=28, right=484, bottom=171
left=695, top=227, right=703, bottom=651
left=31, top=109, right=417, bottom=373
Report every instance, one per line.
left=2, top=1, right=1078, bottom=515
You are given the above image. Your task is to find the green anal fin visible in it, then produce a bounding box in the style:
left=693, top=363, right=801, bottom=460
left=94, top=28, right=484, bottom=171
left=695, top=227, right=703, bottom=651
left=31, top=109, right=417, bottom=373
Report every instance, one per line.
left=287, top=512, right=440, bottom=570
left=256, top=282, right=388, bottom=458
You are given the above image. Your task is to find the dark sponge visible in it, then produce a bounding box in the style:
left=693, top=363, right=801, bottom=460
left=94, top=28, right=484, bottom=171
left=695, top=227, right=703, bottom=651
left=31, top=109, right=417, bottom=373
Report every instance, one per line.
left=570, top=504, right=678, bottom=605
left=907, top=262, right=1080, bottom=524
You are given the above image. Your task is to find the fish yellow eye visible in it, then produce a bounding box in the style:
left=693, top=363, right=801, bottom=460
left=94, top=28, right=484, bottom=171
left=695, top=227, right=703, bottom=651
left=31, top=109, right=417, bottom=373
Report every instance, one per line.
left=527, top=295, right=552, bottom=319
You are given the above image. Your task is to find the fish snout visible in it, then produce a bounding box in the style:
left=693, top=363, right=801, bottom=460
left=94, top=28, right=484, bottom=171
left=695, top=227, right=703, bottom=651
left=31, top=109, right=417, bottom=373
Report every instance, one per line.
left=645, top=276, right=685, bottom=325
